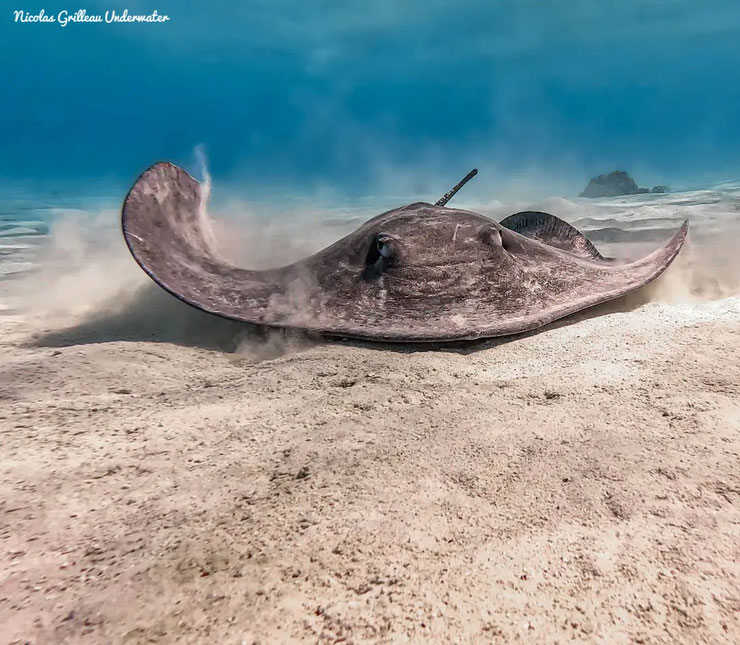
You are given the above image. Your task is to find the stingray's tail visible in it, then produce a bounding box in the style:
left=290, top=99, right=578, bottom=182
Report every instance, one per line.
left=435, top=168, right=478, bottom=207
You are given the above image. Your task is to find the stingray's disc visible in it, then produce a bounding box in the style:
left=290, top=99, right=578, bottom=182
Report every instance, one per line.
left=122, top=162, right=688, bottom=342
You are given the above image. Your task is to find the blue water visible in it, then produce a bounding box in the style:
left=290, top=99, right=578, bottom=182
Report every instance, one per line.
left=1, top=1, right=740, bottom=195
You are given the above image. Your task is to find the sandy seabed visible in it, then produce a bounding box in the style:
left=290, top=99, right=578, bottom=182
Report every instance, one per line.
left=1, top=286, right=739, bottom=643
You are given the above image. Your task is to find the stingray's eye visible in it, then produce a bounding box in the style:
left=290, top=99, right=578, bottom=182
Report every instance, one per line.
left=363, top=232, right=400, bottom=278
left=365, top=232, right=396, bottom=266
left=376, top=236, right=394, bottom=258
left=477, top=224, right=503, bottom=247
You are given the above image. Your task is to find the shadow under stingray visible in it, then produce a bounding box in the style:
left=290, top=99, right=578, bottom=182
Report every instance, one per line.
left=28, top=278, right=658, bottom=358
left=27, top=284, right=258, bottom=353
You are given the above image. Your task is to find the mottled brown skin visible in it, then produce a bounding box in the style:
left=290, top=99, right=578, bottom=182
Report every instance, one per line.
left=122, top=162, right=688, bottom=342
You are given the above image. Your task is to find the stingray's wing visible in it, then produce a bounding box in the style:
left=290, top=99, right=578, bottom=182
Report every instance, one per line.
left=498, top=220, right=688, bottom=336
left=500, top=211, right=606, bottom=261
left=122, top=162, right=291, bottom=325
left=121, top=162, right=405, bottom=334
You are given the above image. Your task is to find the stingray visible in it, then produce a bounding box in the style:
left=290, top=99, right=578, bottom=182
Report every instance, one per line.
left=121, top=162, right=688, bottom=342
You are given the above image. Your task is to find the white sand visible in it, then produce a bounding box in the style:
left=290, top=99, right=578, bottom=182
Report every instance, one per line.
left=1, top=288, right=739, bottom=643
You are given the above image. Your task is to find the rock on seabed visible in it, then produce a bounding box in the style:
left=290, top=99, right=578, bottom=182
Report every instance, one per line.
left=580, top=170, right=670, bottom=198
